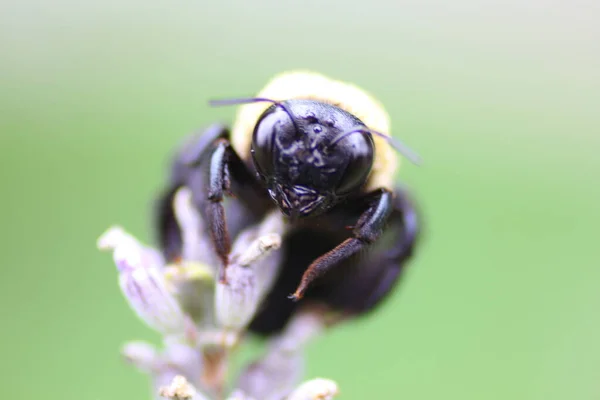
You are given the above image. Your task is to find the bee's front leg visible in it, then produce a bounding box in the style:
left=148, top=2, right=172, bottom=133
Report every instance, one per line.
left=155, top=123, right=230, bottom=262
left=155, top=124, right=265, bottom=277
left=289, top=188, right=394, bottom=301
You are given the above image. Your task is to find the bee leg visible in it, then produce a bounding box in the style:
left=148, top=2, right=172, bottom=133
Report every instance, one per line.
left=342, top=186, right=419, bottom=313
left=155, top=124, right=230, bottom=262
left=289, top=188, right=394, bottom=301
left=203, top=138, right=234, bottom=270
left=156, top=123, right=268, bottom=278
left=204, top=138, right=271, bottom=281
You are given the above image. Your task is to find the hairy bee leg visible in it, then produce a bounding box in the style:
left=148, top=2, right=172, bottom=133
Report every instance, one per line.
left=155, top=124, right=230, bottom=262
left=206, top=139, right=233, bottom=269
left=289, top=188, right=394, bottom=301
left=204, top=138, right=268, bottom=281
left=351, top=187, right=419, bottom=312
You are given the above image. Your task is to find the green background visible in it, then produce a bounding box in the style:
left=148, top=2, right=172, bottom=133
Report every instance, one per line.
left=1, top=0, right=599, bottom=399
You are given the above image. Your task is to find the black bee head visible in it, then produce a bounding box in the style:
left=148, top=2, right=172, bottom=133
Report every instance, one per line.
left=251, top=99, right=375, bottom=219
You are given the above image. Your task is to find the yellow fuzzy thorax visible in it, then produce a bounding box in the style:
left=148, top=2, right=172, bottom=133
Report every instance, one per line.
left=230, top=71, right=398, bottom=192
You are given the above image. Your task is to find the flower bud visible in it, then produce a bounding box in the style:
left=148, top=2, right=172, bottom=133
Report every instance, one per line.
left=98, top=226, right=188, bottom=337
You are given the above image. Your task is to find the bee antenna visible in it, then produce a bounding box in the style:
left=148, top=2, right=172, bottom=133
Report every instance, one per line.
left=209, top=97, right=280, bottom=107
left=208, top=96, right=300, bottom=135
left=328, top=128, right=422, bottom=166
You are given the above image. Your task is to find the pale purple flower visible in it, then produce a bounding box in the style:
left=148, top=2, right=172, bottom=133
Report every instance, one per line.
left=98, top=226, right=189, bottom=337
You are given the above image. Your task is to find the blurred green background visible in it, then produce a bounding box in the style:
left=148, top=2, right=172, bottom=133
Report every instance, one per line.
left=1, top=0, right=599, bottom=399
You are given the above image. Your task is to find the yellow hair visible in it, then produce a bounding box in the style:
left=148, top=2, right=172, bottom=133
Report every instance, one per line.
left=230, top=71, right=398, bottom=192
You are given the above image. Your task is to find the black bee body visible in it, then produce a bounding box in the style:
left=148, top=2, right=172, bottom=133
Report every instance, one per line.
left=156, top=71, right=420, bottom=335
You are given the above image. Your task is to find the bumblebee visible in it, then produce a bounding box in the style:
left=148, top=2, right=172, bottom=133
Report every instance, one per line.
left=157, top=71, right=421, bottom=334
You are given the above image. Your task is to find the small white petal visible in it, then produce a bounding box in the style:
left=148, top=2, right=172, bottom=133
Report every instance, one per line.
left=98, top=226, right=163, bottom=272
left=287, top=378, right=339, bottom=400
left=122, top=341, right=159, bottom=373
left=97, top=226, right=131, bottom=250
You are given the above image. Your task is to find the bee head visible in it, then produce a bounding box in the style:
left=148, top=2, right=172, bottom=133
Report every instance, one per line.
left=250, top=100, right=374, bottom=219
left=209, top=95, right=421, bottom=220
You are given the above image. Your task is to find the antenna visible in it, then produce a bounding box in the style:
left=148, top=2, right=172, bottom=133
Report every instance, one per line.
left=328, top=128, right=422, bottom=166
left=209, top=96, right=300, bottom=134
left=209, top=97, right=281, bottom=107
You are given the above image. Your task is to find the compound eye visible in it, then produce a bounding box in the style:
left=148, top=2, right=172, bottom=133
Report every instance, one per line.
left=335, top=130, right=374, bottom=195
left=251, top=105, right=294, bottom=180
